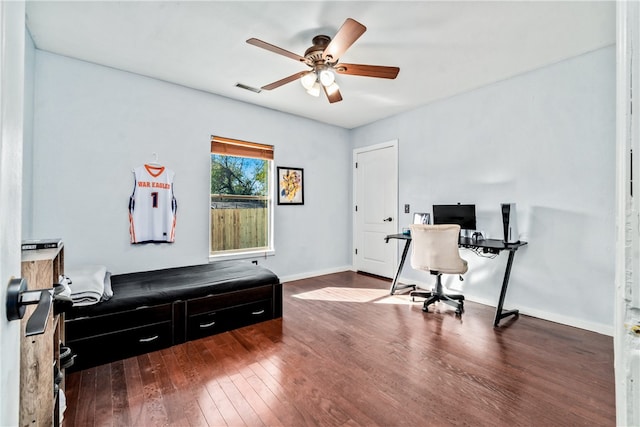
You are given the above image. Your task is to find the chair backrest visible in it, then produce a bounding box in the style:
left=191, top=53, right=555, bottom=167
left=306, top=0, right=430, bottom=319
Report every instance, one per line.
left=409, top=224, right=468, bottom=274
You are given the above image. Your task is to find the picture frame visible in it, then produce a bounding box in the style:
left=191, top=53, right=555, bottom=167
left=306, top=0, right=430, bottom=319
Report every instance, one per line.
left=277, top=166, right=304, bottom=205
left=413, top=212, right=431, bottom=225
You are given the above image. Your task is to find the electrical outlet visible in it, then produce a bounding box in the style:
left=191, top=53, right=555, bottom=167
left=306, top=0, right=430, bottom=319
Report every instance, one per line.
left=404, top=204, right=410, bottom=213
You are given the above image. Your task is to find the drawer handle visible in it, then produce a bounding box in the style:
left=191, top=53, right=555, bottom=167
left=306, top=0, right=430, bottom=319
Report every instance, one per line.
left=139, top=335, right=159, bottom=343
left=251, top=309, right=265, bottom=316
left=199, top=321, right=216, bottom=328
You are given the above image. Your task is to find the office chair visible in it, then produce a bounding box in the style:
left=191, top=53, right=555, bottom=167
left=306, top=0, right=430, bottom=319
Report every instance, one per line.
left=409, top=224, right=468, bottom=316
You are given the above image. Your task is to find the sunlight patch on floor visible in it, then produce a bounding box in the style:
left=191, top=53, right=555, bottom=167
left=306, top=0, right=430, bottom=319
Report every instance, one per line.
left=292, top=287, right=389, bottom=303
left=374, top=293, right=421, bottom=306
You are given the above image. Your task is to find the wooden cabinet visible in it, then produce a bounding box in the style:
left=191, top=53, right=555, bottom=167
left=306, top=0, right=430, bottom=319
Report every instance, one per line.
left=20, top=246, right=64, bottom=427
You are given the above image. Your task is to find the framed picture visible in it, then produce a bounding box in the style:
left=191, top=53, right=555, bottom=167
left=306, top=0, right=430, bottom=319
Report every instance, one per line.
left=413, top=212, right=431, bottom=225
left=277, top=167, right=304, bottom=205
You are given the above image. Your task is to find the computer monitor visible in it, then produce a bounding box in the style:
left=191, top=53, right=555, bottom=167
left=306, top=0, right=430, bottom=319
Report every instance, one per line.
left=432, top=204, right=477, bottom=231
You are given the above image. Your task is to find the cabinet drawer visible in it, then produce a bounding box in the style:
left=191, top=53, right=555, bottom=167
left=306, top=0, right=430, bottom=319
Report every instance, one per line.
left=187, top=299, right=272, bottom=341
left=65, top=303, right=173, bottom=340
left=67, top=321, right=173, bottom=371
left=186, top=285, right=273, bottom=316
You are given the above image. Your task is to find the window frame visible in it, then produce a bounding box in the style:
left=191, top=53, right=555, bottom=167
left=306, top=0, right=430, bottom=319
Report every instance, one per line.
left=209, top=136, right=274, bottom=260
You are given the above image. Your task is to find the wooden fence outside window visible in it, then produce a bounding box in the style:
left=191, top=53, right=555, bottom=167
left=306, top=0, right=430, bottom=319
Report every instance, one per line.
left=210, top=195, right=268, bottom=252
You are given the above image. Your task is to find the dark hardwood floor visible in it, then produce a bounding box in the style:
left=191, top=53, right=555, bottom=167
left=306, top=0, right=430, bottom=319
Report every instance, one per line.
left=62, top=271, right=615, bottom=426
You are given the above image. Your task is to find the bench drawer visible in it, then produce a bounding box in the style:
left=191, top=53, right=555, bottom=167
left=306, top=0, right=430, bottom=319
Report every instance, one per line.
left=66, top=303, right=173, bottom=340
left=186, top=285, right=273, bottom=316
left=67, top=321, right=173, bottom=371
left=187, top=299, right=272, bottom=341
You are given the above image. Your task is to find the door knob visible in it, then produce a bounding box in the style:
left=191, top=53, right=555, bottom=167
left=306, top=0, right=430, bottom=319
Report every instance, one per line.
left=383, top=217, right=393, bottom=222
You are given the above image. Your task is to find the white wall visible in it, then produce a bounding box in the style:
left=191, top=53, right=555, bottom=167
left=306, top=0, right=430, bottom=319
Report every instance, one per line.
left=351, top=46, right=616, bottom=333
left=31, top=45, right=616, bottom=332
left=31, top=51, right=352, bottom=278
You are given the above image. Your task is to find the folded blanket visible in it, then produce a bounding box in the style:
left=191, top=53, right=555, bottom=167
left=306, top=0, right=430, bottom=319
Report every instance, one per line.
left=103, top=272, right=113, bottom=301
left=57, top=275, right=72, bottom=298
left=65, top=265, right=107, bottom=306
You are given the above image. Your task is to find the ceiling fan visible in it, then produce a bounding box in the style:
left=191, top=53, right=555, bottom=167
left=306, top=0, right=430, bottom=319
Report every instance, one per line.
left=247, top=18, right=400, bottom=103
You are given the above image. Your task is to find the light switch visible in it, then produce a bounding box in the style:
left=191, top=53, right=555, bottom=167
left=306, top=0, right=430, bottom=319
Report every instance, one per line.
left=404, top=204, right=410, bottom=213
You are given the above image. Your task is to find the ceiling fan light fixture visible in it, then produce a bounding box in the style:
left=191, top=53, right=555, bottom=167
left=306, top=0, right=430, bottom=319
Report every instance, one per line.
left=247, top=18, right=398, bottom=105
left=325, top=81, right=340, bottom=96
left=306, top=81, right=321, bottom=97
left=319, top=69, right=335, bottom=87
left=300, top=71, right=317, bottom=90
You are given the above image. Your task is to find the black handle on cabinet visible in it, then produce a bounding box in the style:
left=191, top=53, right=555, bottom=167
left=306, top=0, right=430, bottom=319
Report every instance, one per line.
left=383, top=217, right=393, bottom=222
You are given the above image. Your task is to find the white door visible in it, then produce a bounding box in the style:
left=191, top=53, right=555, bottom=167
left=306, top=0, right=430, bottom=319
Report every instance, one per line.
left=616, top=3, right=640, bottom=425
left=0, top=2, right=25, bottom=425
left=354, top=141, right=398, bottom=278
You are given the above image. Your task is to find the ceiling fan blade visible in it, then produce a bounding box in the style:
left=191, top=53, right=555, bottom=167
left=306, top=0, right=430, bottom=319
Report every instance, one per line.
left=247, top=38, right=306, bottom=63
left=322, top=18, right=366, bottom=61
left=335, top=63, right=400, bottom=79
left=261, top=71, right=309, bottom=91
left=323, top=84, right=343, bottom=103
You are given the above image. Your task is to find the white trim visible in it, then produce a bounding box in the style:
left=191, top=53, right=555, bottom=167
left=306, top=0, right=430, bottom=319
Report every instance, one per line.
left=400, top=276, right=614, bottom=336
left=279, top=263, right=615, bottom=336
left=352, top=139, right=399, bottom=155
left=279, top=265, right=353, bottom=284
left=208, top=155, right=275, bottom=258
left=352, top=139, right=399, bottom=275
left=470, top=296, right=613, bottom=336
left=209, top=249, right=274, bottom=262
left=614, top=1, right=628, bottom=421
left=615, top=2, right=640, bottom=425
left=268, top=160, right=275, bottom=252
left=280, top=265, right=614, bottom=335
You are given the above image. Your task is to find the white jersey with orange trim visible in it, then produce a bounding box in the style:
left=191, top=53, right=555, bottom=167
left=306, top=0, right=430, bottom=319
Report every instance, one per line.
left=129, top=164, right=177, bottom=243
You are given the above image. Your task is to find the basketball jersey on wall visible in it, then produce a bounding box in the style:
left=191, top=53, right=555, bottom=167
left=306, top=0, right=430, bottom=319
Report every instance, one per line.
left=129, top=164, right=177, bottom=243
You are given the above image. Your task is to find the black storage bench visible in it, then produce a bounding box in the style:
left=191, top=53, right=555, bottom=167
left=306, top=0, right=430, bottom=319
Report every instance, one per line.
left=65, top=261, right=282, bottom=371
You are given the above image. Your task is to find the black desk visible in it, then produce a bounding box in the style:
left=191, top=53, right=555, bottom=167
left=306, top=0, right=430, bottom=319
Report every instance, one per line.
left=384, top=233, right=527, bottom=327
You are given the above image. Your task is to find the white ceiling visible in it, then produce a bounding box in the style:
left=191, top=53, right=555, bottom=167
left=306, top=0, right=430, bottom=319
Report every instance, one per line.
left=25, top=1, right=615, bottom=129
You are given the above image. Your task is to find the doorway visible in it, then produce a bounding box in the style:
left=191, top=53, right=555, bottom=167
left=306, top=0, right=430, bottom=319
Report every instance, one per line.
left=353, top=140, right=398, bottom=278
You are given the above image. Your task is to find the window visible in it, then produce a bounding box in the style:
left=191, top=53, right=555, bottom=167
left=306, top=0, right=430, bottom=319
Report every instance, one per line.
left=210, top=136, right=273, bottom=256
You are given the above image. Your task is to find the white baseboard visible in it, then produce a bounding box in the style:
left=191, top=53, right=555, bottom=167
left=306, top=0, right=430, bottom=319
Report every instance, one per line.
left=280, top=269, right=614, bottom=336
left=396, top=276, right=613, bottom=336
left=463, top=294, right=613, bottom=336
left=279, top=265, right=353, bottom=284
